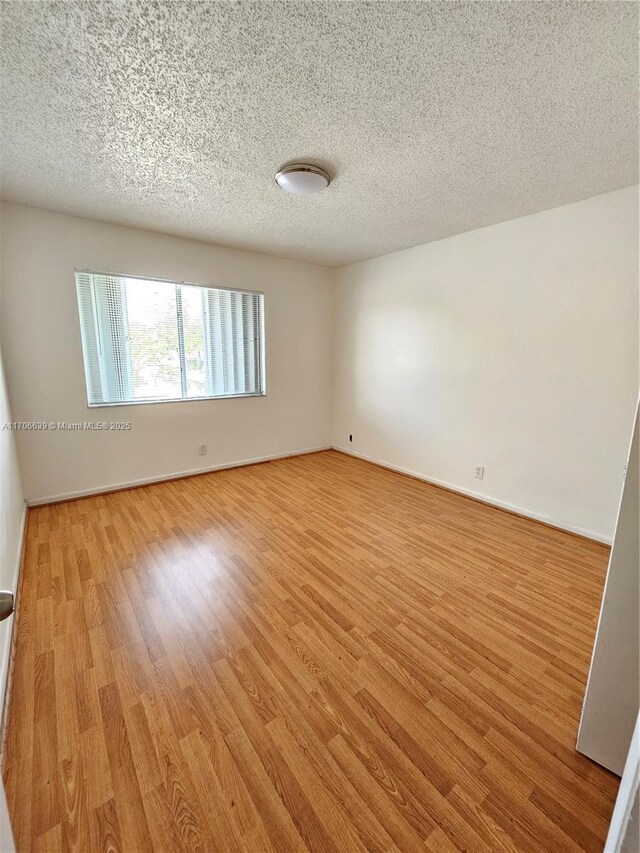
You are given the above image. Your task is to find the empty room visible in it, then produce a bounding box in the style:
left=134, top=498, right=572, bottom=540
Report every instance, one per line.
left=0, top=2, right=638, bottom=851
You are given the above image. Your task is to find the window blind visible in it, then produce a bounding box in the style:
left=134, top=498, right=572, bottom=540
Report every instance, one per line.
left=75, top=272, right=264, bottom=406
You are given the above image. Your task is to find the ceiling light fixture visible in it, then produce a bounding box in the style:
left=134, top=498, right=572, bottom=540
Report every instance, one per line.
left=275, top=163, right=331, bottom=195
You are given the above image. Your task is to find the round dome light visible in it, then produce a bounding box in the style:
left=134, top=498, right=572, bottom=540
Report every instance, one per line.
left=275, top=163, right=331, bottom=195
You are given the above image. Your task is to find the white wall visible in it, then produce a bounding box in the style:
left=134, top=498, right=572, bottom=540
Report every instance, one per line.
left=0, top=204, right=334, bottom=503
left=0, top=227, right=26, bottom=720
left=604, top=714, right=639, bottom=852
left=332, top=186, right=639, bottom=542
left=2, top=187, right=637, bottom=538
left=578, top=405, right=639, bottom=774
left=0, top=350, right=24, bottom=694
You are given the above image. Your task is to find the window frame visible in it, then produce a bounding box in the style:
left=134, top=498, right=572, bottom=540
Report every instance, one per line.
left=75, top=269, right=266, bottom=408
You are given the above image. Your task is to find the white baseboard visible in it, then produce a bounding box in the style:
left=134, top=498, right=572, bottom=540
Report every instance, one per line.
left=27, top=445, right=332, bottom=507
left=333, top=445, right=612, bottom=545
left=27, top=442, right=612, bottom=544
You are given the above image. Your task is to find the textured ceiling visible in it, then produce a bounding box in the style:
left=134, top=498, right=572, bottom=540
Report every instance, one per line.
left=1, top=1, right=638, bottom=267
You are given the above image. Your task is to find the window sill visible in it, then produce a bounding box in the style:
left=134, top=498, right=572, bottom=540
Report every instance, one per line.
left=87, top=392, right=267, bottom=408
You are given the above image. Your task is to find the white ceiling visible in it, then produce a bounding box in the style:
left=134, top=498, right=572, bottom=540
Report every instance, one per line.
left=1, top=1, right=637, bottom=267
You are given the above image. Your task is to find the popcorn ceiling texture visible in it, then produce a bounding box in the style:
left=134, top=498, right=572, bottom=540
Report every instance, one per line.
left=0, top=1, right=637, bottom=267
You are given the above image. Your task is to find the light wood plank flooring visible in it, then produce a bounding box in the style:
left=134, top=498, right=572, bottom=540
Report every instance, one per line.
left=2, top=450, right=618, bottom=851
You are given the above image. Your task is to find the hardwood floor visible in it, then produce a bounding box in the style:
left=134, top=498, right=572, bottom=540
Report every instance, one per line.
left=2, top=449, right=618, bottom=851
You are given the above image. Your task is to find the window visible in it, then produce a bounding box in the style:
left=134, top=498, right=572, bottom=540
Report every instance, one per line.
left=75, top=271, right=264, bottom=406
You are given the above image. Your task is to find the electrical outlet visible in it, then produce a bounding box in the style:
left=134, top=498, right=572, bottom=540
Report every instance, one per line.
left=474, top=465, right=485, bottom=480
left=198, top=444, right=208, bottom=456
